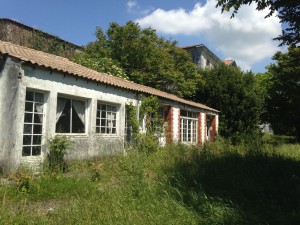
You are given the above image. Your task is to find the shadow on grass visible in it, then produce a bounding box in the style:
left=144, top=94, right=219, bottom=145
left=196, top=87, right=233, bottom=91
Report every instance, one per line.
left=169, top=149, right=300, bottom=225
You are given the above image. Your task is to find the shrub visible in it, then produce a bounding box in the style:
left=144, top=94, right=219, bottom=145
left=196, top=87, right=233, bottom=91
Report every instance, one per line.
left=47, top=136, right=72, bottom=172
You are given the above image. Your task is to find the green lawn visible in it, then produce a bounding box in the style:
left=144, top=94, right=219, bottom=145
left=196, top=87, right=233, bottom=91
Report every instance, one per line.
left=0, top=140, right=299, bottom=224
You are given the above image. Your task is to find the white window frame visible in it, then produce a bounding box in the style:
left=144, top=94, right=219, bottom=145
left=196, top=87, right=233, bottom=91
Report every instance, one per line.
left=96, top=102, right=118, bottom=135
left=180, top=110, right=198, bottom=144
left=22, top=90, right=45, bottom=157
left=55, top=96, right=87, bottom=135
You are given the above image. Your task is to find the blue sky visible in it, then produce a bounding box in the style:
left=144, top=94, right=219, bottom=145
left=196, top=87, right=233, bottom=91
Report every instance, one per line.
left=1, top=0, right=284, bottom=72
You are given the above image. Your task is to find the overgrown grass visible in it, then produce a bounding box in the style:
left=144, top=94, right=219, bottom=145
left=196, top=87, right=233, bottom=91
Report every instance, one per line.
left=0, top=140, right=299, bottom=224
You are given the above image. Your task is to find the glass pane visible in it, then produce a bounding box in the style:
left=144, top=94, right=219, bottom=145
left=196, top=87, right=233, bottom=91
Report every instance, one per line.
left=107, top=105, right=111, bottom=111
left=101, top=111, right=106, bottom=118
left=101, top=127, right=106, bottom=133
left=112, top=128, right=116, bottom=134
left=34, top=93, right=44, bottom=103
left=181, top=110, right=187, bottom=117
left=56, top=99, right=71, bottom=133
left=23, top=124, right=32, bottom=134
left=32, top=146, right=41, bottom=156
left=25, top=102, right=33, bottom=112
left=23, top=135, right=31, bottom=145
left=33, top=124, right=42, bottom=134
left=101, top=119, right=106, bottom=126
left=33, top=135, right=42, bottom=145
left=34, top=114, right=43, bottom=124
left=22, top=147, right=31, bottom=156
left=97, top=110, right=100, bottom=118
left=101, top=105, right=106, bottom=111
left=34, top=103, right=44, bottom=113
left=72, top=109, right=85, bottom=133
left=96, top=119, right=100, bottom=126
left=24, top=113, right=33, bottom=123
left=112, top=106, right=116, bottom=112
left=26, top=91, right=34, bottom=101
left=96, top=127, right=100, bottom=133
left=112, top=121, right=116, bottom=128
left=112, top=113, right=116, bottom=120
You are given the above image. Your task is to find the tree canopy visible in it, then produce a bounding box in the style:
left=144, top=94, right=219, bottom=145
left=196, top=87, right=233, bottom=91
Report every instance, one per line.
left=216, top=0, right=300, bottom=46
left=265, top=47, right=300, bottom=140
left=74, top=21, right=199, bottom=98
left=196, top=64, right=265, bottom=142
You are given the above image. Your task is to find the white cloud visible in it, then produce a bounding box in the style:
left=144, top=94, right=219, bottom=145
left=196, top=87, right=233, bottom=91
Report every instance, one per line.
left=126, top=1, right=152, bottom=15
left=136, top=0, right=282, bottom=70
left=127, top=1, right=137, bottom=12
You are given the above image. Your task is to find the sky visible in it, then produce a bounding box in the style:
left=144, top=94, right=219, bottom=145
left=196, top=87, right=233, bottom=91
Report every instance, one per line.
left=1, top=0, right=285, bottom=72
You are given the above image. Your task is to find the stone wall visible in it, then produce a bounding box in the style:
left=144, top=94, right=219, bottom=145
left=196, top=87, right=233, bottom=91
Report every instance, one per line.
left=0, top=19, right=82, bottom=59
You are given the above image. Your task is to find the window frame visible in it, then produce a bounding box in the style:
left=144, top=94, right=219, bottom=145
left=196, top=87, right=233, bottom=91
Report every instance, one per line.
left=180, top=110, right=198, bottom=144
left=22, top=90, right=45, bottom=157
left=55, top=95, right=87, bottom=135
left=95, top=102, right=119, bottom=136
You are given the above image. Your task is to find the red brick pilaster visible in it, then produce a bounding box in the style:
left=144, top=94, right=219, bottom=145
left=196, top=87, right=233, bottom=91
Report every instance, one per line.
left=197, top=112, right=202, bottom=144
left=210, top=116, right=216, bottom=142
left=166, top=106, right=173, bottom=143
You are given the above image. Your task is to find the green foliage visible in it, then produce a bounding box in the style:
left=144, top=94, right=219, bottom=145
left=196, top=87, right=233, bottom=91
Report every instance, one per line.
left=196, top=64, right=264, bottom=142
left=47, top=136, right=72, bottom=172
left=126, top=101, right=139, bottom=135
left=73, top=51, right=129, bottom=80
left=0, top=141, right=300, bottom=225
left=30, top=30, right=78, bottom=58
left=10, top=168, right=32, bottom=192
left=1, top=140, right=299, bottom=224
left=140, top=96, right=162, bottom=134
left=134, top=133, right=160, bottom=153
left=76, top=21, right=198, bottom=97
left=266, top=47, right=300, bottom=141
left=216, top=0, right=300, bottom=46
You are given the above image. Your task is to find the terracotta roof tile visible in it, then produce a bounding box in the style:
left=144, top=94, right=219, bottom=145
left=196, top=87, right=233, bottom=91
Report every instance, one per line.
left=0, top=40, right=218, bottom=112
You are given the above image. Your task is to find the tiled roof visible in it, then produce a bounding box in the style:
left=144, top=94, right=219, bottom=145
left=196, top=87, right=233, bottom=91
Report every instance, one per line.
left=0, top=40, right=218, bottom=112
left=224, top=59, right=234, bottom=65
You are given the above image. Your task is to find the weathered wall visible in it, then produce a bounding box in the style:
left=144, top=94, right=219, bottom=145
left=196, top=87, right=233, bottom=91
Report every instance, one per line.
left=0, top=57, right=22, bottom=172
left=183, top=46, right=221, bottom=69
left=0, top=57, right=219, bottom=172
left=0, top=19, right=81, bottom=59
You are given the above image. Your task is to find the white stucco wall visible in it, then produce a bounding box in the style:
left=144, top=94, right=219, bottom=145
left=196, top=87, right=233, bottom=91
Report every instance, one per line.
left=172, top=107, right=180, bottom=143
left=0, top=56, right=219, bottom=172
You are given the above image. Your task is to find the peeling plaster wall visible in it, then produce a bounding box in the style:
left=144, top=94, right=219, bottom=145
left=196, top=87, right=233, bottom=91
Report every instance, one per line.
left=172, top=107, right=180, bottom=143
left=0, top=57, right=22, bottom=172
left=0, top=57, right=219, bottom=172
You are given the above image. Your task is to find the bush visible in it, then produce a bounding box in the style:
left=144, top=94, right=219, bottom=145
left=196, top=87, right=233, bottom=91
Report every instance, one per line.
left=47, top=136, right=72, bottom=172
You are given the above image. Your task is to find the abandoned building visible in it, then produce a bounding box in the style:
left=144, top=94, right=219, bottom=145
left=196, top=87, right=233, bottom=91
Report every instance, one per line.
left=182, top=44, right=237, bottom=68
left=0, top=40, right=219, bottom=172
left=0, top=18, right=82, bottom=59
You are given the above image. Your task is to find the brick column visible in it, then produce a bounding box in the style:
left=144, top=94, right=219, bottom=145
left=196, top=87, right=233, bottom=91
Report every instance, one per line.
left=166, top=106, right=173, bottom=143
left=197, top=112, right=202, bottom=144
left=209, top=115, right=217, bottom=142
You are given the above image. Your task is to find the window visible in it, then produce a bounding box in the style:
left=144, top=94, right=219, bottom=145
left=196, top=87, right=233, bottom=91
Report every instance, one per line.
left=96, top=103, right=117, bottom=134
left=56, top=97, right=86, bottom=133
left=22, top=91, right=44, bottom=156
left=206, top=59, right=210, bottom=67
left=180, top=110, right=198, bottom=143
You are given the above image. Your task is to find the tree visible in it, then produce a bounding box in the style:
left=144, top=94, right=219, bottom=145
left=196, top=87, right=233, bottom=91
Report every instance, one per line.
left=75, top=21, right=199, bottom=98
left=266, top=47, right=300, bottom=140
left=73, top=29, right=128, bottom=80
left=216, top=0, right=300, bottom=46
left=196, top=64, right=264, bottom=142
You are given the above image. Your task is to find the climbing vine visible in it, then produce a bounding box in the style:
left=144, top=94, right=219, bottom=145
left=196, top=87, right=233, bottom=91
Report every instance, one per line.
left=140, top=96, right=163, bottom=134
